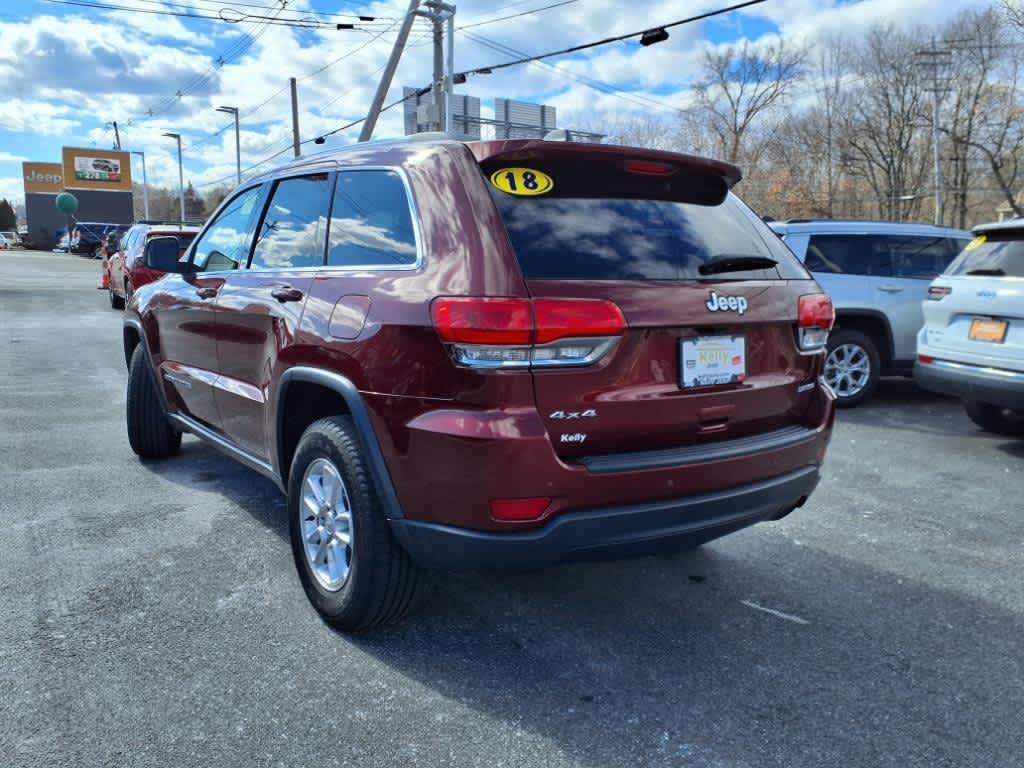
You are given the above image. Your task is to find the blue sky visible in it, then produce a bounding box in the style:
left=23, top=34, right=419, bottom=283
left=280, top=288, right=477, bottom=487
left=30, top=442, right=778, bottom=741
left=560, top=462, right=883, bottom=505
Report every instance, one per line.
left=0, top=0, right=991, bottom=203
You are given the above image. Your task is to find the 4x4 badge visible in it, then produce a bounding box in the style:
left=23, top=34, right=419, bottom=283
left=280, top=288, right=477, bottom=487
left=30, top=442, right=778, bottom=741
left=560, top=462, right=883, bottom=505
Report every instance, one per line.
left=705, top=291, right=748, bottom=315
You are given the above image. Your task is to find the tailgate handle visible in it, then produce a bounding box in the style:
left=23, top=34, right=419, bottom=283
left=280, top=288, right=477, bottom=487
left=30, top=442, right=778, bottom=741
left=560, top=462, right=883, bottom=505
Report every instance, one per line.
left=698, top=405, right=734, bottom=434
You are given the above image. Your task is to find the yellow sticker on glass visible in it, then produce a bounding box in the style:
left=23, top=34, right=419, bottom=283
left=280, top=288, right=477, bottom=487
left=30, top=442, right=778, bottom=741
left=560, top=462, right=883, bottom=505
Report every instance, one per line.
left=964, top=234, right=987, bottom=251
left=490, top=167, right=554, bottom=196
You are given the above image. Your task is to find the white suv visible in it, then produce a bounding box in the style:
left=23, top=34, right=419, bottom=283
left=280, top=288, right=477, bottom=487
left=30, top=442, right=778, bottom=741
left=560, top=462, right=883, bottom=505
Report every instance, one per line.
left=915, top=219, right=1024, bottom=436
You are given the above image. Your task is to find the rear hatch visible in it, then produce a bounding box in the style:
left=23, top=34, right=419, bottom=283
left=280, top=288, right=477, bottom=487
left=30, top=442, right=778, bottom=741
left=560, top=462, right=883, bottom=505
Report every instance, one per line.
left=471, top=141, right=827, bottom=460
left=925, top=229, right=1024, bottom=370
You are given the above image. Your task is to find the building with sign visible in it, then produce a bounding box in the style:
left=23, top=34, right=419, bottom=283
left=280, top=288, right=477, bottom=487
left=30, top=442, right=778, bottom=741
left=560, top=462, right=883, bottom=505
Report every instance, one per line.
left=22, top=148, right=134, bottom=250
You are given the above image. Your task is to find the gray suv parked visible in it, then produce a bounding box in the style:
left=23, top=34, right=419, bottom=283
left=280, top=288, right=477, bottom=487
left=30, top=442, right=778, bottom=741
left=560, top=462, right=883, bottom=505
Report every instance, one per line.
left=770, top=220, right=971, bottom=406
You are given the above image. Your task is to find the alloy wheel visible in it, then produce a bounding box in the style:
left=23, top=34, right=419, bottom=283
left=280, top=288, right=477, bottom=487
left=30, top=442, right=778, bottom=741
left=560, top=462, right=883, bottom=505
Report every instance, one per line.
left=299, top=458, right=354, bottom=592
left=825, top=343, right=871, bottom=398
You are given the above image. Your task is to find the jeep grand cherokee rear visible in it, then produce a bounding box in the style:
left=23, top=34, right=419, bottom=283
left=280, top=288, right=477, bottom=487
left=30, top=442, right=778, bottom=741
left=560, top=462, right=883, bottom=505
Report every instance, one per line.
left=124, top=138, right=835, bottom=630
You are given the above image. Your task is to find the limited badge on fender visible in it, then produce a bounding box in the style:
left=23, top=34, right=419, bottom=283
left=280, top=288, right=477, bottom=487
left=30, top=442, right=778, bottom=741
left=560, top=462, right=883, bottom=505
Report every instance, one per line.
left=490, top=167, right=554, bottom=196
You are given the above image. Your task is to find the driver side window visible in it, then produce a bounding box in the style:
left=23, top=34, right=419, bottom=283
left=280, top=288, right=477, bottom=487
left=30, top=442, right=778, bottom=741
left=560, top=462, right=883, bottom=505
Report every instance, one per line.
left=191, top=186, right=264, bottom=272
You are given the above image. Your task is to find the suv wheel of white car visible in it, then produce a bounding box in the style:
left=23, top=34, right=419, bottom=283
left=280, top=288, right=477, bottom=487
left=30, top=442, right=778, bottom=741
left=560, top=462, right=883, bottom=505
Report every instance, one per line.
left=963, top=401, right=1024, bottom=437
left=825, top=329, right=879, bottom=407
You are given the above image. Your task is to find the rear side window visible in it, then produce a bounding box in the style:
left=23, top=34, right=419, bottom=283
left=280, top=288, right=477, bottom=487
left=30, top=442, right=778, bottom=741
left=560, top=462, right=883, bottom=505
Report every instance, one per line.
left=250, top=174, right=332, bottom=270
left=327, top=170, right=418, bottom=268
left=492, top=192, right=807, bottom=281
left=806, top=234, right=966, bottom=278
left=946, top=233, right=1024, bottom=278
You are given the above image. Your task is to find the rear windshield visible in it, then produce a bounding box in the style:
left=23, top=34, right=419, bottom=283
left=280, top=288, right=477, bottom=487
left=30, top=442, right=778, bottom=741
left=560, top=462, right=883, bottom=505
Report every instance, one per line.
left=490, top=190, right=809, bottom=281
left=945, top=232, right=1024, bottom=278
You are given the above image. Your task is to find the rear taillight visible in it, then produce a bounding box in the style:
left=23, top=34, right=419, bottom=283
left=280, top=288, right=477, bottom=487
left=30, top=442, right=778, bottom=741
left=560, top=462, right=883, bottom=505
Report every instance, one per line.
left=431, top=297, right=626, bottom=369
left=928, top=285, right=952, bottom=300
left=798, top=293, right=834, bottom=351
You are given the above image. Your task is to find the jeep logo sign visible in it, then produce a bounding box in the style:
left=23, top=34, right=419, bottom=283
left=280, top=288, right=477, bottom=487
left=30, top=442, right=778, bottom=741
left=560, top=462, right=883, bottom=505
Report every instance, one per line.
left=22, top=161, right=66, bottom=194
left=25, top=171, right=62, bottom=185
left=705, top=291, right=748, bottom=315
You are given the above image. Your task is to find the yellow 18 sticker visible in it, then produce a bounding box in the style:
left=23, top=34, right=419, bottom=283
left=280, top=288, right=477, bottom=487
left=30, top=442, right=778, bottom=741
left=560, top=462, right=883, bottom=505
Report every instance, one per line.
left=964, top=234, right=987, bottom=251
left=490, top=167, right=554, bottom=196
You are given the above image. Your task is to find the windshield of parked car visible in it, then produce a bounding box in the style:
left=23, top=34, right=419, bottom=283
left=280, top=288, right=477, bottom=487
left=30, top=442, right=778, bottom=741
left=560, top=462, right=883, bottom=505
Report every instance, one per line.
left=945, top=232, right=1024, bottom=278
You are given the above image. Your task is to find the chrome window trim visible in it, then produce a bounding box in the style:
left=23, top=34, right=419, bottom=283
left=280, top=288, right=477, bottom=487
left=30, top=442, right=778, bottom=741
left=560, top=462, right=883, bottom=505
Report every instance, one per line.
left=192, top=166, right=425, bottom=276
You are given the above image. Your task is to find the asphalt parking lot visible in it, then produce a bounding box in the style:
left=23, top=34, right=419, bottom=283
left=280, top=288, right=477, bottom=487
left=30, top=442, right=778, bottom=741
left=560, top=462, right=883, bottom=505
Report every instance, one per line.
left=1, top=249, right=1022, bottom=768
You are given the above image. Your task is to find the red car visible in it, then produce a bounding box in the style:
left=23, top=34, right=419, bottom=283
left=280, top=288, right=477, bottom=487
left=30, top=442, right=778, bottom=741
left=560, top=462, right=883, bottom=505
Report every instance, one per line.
left=107, top=224, right=199, bottom=309
left=123, top=137, right=835, bottom=630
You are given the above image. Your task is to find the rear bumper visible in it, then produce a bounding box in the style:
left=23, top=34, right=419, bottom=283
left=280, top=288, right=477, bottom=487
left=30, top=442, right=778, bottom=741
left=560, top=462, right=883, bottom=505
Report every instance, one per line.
left=915, top=358, right=1024, bottom=409
left=389, top=466, right=820, bottom=570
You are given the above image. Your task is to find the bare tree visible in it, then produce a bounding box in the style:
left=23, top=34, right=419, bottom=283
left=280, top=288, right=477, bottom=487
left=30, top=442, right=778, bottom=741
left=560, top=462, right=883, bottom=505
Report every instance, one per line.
left=839, top=25, right=931, bottom=221
left=691, top=38, right=807, bottom=166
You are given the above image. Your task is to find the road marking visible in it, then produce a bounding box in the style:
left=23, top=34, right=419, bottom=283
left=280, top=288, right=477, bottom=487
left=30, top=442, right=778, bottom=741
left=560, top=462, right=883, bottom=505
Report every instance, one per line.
left=741, top=600, right=810, bottom=625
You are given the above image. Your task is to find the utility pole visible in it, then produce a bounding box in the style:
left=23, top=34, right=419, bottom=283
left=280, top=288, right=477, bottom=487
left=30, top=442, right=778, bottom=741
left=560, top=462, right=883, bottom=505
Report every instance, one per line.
left=360, top=0, right=421, bottom=142
left=111, top=121, right=122, bottom=150
left=420, top=2, right=455, bottom=133
left=915, top=37, right=952, bottom=226
left=290, top=77, right=301, bottom=157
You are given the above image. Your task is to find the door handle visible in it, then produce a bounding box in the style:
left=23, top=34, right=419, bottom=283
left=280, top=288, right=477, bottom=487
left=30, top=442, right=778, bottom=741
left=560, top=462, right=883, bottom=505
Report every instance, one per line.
left=271, top=285, right=305, bottom=303
left=877, top=284, right=904, bottom=293
left=195, top=286, right=218, bottom=299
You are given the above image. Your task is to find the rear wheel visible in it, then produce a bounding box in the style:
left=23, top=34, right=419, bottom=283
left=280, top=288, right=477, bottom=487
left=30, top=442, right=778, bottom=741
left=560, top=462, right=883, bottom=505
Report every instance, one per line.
left=288, top=416, right=419, bottom=631
left=126, top=346, right=181, bottom=458
left=963, top=401, right=1024, bottom=437
left=824, top=329, right=880, bottom=407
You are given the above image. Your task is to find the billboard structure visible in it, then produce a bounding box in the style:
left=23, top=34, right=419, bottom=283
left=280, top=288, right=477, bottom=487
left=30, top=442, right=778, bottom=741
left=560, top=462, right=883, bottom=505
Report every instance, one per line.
left=402, top=91, right=604, bottom=143
left=61, top=147, right=132, bottom=191
left=22, top=148, right=135, bottom=250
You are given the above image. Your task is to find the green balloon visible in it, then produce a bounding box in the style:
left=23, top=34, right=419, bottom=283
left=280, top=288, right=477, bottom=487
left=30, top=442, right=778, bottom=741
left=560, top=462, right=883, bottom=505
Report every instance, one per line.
left=55, top=192, right=79, bottom=215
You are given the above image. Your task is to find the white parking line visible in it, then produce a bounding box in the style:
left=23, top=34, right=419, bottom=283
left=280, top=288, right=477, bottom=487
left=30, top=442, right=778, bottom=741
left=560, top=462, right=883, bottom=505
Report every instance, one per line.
left=741, top=600, right=810, bottom=625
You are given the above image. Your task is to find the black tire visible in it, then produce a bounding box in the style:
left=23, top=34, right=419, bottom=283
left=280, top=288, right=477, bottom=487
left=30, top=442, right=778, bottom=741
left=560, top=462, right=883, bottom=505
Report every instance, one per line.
left=124, top=281, right=134, bottom=307
left=288, top=416, right=419, bottom=631
left=109, top=279, right=125, bottom=310
left=963, top=401, right=1024, bottom=437
left=825, top=328, right=880, bottom=408
left=126, top=346, right=181, bottom=458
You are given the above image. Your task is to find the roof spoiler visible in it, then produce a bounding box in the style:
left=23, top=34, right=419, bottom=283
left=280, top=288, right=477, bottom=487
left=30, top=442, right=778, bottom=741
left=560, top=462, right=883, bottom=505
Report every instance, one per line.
left=467, top=139, right=742, bottom=189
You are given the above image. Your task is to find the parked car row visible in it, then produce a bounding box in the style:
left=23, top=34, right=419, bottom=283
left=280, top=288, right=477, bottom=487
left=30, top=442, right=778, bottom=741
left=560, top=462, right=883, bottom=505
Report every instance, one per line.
left=103, top=222, right=199, bottom=308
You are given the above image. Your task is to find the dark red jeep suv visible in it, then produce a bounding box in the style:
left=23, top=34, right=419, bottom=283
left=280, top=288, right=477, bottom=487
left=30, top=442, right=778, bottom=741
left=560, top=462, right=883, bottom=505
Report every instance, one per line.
left=123, top=137, right=836, bottom=630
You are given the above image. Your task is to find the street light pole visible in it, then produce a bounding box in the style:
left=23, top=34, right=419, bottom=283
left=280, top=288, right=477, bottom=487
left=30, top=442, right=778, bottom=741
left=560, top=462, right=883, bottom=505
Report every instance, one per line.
left=130, top=150, right=149, bottom=220
left=163, top=132, right=185, bottom=223
left=217, top=105, right=241, bottom=185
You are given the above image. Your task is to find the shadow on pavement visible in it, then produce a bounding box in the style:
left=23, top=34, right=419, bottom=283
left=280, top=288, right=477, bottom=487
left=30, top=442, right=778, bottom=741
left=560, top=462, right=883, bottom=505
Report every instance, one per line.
left=140, top=435, right=1022, bottom=767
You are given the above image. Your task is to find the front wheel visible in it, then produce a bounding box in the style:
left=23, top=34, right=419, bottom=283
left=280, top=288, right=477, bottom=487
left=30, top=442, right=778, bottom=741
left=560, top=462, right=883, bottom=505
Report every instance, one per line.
left=963, top=401, right=1024, bottom=437
left=824, top=329, right=880, bottom=408
left=288, top=417, right=420, bottom=631
left=109, top=280, right=124, bottom=310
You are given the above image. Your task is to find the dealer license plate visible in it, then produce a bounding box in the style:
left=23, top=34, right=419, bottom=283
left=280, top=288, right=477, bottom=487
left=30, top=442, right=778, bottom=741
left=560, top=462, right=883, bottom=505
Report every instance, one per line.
left=968, top=318, right=1008, bottom=343
left=681, top=335, right=746, bottom=388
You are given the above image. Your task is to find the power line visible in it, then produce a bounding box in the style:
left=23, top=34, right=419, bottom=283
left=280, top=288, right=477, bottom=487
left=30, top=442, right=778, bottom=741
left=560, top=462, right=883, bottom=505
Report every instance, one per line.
left=457, top=0, right=578, bottom=31
left=454, top=0, right=767, bottom=79
left=460, top=30, right=688, bottom=116
left=41, top=0, right=389, bottom=29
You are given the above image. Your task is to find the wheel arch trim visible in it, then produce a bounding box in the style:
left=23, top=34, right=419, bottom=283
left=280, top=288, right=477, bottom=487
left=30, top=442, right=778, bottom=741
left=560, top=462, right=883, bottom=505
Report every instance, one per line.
left=832, top=308, right=894, bottom=365
left=275, top=367, right=405, bottom=520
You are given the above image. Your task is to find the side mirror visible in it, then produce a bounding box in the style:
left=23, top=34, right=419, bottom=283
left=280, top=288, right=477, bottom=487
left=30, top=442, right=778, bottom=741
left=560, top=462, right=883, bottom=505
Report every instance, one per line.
left=144, top=236, right=188, bottom=273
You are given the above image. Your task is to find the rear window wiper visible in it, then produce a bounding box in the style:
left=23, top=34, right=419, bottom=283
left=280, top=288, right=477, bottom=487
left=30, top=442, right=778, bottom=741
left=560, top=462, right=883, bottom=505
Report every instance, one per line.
left=966, top=268, right=1005, bottom=276
left=698, top=254, right=778, bottom=276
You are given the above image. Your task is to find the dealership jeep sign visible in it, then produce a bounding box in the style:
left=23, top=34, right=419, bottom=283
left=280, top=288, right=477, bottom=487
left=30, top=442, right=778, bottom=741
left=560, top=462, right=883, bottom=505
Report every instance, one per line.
left=22, top=162, right=65, bottom=195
